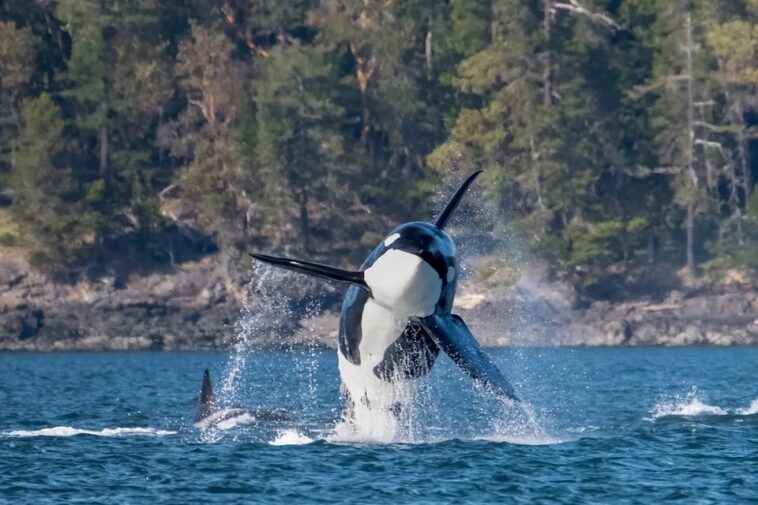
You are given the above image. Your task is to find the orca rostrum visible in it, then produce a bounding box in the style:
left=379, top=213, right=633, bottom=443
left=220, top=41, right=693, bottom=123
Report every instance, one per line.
left=250, top=171, right=519, bottom=408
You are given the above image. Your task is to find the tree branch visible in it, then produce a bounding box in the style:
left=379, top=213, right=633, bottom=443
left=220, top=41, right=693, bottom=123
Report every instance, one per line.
left=551, top=0, right=618, bottom=29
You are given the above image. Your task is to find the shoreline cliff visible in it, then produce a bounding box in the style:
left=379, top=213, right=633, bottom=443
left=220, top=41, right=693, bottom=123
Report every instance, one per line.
left=2, top=253, right=757, bottom=351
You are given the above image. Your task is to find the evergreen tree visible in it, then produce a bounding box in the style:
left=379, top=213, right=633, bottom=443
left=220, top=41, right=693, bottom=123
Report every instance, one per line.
left=165, top=21, right=246, bottom=233
left=701, top=0, right=758, bottom=269
left=253, top=42, right=350, bottom=255
left=10, top=93, right=97, bottom=268
left=0, top=21, right=35, bottom=185
left=0, top=0, right=755, bottom=295
left=643, top=2, right=715, bottom=277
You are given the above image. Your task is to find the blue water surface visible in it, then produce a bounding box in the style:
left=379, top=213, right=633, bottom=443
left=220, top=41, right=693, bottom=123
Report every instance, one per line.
left=1, top=347, right=756, bottom=504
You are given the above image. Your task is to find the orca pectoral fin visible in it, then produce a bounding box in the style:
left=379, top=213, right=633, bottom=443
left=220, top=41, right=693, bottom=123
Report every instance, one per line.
left=250, top=253, right=369, bottom=291
left=414, top=314, right=519, bottom=402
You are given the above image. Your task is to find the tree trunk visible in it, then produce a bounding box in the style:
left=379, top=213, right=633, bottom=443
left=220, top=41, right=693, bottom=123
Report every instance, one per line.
left=686, top=200, right=696, bottom=276
left=735, top=102, right=752, bottom=200
left=99, top=124, right=109, bottom=184
left=542, top=0, right=553, bottom=106
left=684, top=13, right=697, bottom=277
left=299, top=191, right=310, bottom=254
left=727, top=149, right=744, bottom=244
left=360, top=93, right=370, bottom=148
left=425, top=29, right=432, bottom=73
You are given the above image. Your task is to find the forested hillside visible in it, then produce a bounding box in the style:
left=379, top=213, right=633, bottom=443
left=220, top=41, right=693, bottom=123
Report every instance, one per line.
left=0, top=0, right=756, bottom=299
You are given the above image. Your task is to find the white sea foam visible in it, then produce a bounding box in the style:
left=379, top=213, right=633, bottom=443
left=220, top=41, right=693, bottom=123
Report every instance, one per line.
left=648, top=390, right=758, bottom=420
left=648, top=397, right=727, bottom=420
left=3, top=426, right=176, bottom=438
left=735, top=399, right=758, bottom=416
left=328, top=354, right=426, bottom=444
left=269, top=429, right=314, bottom=446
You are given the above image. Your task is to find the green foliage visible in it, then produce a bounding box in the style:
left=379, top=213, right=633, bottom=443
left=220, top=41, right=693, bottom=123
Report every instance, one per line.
left=10, top=93, right=98, bottom=268
left=0, top=22, right=35, bottom=103
left=749, top=192, right=758, bottom=219
left=707, top=20, right=758, bottom=84
left=0, top=0, right=755, bottom=297
left=0, top=220, right=20, bottom=247
left=475, top=255, right=521, bottom=288
left=0, top=21, right=36, bottom=178
left=168, top=21, right=245, bottom=222
left=253, top=41, right=350, bottom=253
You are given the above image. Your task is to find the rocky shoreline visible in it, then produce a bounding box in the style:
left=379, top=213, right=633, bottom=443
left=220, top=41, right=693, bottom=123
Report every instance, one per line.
left=1, top=253, right=757, bottom=351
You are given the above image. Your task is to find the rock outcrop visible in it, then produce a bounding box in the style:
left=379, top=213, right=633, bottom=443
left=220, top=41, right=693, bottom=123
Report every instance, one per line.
left=293, top=265, right=758, bottom=348
left=0, top=253, right=244, bottom=351
left=2, top=252, right=757, bottom=350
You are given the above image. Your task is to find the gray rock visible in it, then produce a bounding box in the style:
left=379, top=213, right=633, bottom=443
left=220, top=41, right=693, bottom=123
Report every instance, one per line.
left=2, top=253, right=758, bottom=350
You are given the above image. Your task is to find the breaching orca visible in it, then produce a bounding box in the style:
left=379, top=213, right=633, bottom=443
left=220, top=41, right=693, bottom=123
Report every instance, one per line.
left=195, top=369, right=289, bottom=428
left=251, top=171, right=518, bottom=410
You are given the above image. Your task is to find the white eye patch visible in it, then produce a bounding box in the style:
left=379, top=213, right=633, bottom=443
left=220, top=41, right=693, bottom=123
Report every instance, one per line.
left=383, top=233, right=401, bottom=247
left=446, top=266, right=456, bottom=283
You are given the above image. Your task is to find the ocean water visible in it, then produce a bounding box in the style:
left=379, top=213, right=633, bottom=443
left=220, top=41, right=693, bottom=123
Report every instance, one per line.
left=0, top=347, right=756, bottom=504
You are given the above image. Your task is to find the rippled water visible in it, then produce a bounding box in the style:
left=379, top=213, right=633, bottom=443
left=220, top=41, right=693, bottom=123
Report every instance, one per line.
left=1, top=348, right=756, bottom=503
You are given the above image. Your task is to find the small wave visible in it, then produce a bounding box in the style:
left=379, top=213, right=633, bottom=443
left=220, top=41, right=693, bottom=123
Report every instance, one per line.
left=648, top=397, right=727, bottom=420
left=647, top=389, right=758, bottom=420
left=567, top=425, right=599, bottom=434
left=3, top=426, right=176, bottom=438
left=269, top=429, right=314, bottom=446
left=735, top=399, right=758, bottom=416
left=474, top=434, right=569, bottom=446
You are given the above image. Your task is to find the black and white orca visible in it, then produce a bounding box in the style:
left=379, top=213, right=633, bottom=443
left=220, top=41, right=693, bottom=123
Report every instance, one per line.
left=251, top=171, right=518, bottom=411
left=195, top=369, right=289, bottom=429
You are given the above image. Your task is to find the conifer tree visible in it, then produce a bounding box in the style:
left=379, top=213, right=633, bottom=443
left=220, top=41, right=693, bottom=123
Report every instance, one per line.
left=10, top=93, right=97, bottom=267
left=0, top=22, right=35, bottom=185
left=253, top=42, right=349, bottom=255
left=166, top=21, right=246, bottom=231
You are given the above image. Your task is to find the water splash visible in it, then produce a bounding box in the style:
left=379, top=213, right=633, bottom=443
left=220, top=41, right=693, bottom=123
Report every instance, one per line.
left=328, top=378, right=423, bottom=444
left=269, top=429, right=315, bottom=446
left=647, top=388, right=727, bottom=420
left=735, top=399, right=758, bottom=416
left=199, top=264, right=328, bottom=443
left=218, top=266, right=295, bottom=408
left=211, top=171, right=555, bottom=445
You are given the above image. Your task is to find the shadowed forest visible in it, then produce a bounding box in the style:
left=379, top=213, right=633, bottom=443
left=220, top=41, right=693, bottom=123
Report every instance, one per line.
left=0, top=0, right=756, bottom=299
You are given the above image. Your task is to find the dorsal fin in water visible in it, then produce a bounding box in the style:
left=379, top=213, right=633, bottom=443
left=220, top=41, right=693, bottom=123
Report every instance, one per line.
left=197, top=369, right=215, bottom=422
left=434, top=170, right=483, bottom=230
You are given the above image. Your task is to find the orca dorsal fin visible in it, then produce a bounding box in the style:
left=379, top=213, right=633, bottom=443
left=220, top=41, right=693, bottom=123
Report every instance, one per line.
left=197, top=369, right=215, bottom=422
left=434, top=170, right=483, bottom=230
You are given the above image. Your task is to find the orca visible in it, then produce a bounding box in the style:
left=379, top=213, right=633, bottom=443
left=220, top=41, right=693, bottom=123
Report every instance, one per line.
left=195, top=369, right=289, bottom=428
left=250, top=171, right=519, bottom=412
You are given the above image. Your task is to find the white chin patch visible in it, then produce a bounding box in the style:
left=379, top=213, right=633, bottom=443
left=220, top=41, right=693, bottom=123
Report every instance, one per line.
left=364, top=249, right=442, bottom=316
